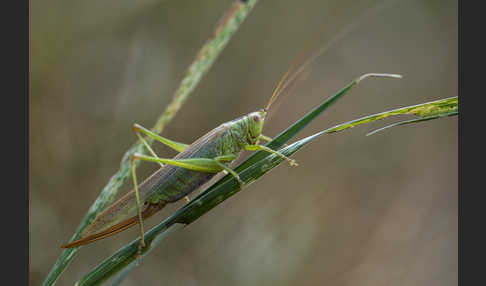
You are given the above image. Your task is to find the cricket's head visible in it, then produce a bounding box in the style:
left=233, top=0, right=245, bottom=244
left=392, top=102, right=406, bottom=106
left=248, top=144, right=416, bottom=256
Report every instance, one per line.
left=228, top=109, right=266, bottom=147
left=246, top=109, right=266, bottom=144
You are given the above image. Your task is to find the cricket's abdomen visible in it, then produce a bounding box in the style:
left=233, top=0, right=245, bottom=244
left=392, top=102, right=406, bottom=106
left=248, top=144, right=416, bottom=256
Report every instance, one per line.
left=150, top=167, right=217, bottom=202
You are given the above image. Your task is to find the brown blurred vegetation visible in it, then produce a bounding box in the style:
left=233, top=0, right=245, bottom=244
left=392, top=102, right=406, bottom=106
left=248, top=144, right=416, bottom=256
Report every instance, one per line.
left=30, top=0, right=457, bottom=285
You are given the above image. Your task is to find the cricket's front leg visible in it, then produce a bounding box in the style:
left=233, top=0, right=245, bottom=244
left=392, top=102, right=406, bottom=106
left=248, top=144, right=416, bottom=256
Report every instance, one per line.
left=259, top=134, right=289, bottom=148
left=258, top=134, right=273, bottom=143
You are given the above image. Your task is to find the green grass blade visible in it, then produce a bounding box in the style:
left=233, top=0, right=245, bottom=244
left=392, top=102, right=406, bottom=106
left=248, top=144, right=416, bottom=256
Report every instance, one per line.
left=322, top=96, right=458, bottom=135
left=75, top=73, right=401, bottom=286
left=366, top=111, right=457, bottom=136
left=42, top=1, right=259, bottom=286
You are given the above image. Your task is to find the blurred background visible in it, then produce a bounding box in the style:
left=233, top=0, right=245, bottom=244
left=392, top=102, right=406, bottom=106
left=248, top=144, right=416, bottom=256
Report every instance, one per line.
left=30, top=0, right=457, bottom=285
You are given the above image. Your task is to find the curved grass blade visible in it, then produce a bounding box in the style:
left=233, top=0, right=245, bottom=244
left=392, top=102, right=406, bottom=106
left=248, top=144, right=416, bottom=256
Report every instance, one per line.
left=366, top=110, right=457, bottom=136
left=75, top=73, right=401, bottom=286
left=43, top=1, right=260, bottom=286
left=322, top=96, right=457, bottom=135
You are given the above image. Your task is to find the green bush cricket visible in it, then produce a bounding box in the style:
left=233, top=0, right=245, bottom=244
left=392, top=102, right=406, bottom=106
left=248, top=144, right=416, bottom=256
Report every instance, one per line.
left=61, top=68, right=298, bottom=256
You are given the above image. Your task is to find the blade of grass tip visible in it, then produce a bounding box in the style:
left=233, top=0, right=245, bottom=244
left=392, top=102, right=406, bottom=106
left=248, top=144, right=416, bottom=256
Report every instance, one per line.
left=74, top=72, right=401, bottom=286
left=42, top=1, right=260, bottom=286
left=357, top=73, right=402, bottom=83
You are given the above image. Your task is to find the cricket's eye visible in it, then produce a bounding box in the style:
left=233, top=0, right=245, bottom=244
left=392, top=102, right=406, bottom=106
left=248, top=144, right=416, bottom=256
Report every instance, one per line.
left=253, top=114, right=260, bottom=122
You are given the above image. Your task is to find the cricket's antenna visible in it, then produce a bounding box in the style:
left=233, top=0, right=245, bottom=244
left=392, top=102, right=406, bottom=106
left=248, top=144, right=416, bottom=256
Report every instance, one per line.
left=265, top=51, right=307, bottom=111
left=263, top=0, right=399, bottom=112
left=263, top=0, right=398, bottom=112
left=265, top=66, right=294, bottom=111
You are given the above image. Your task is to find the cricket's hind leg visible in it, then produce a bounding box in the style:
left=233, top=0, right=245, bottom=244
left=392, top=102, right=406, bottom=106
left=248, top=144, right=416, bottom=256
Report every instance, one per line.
left=130, top=123, right=190, bottom=257
left=133, top=123, right=189, bottom=154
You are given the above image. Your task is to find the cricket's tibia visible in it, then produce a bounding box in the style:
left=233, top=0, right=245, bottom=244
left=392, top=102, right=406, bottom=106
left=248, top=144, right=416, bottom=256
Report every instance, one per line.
left=61, top=201, right=166, bottom=248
